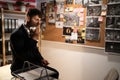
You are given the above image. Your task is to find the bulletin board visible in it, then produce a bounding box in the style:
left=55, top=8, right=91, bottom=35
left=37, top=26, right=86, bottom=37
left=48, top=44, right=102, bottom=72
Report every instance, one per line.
left=42, top=0, right=107, bottom=48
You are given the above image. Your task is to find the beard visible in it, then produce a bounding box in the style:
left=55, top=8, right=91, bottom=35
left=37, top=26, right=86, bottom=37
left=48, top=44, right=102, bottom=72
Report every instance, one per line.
left=26, top=20, right=39, bottom=37
left=27, top=21, right=39, bottom=28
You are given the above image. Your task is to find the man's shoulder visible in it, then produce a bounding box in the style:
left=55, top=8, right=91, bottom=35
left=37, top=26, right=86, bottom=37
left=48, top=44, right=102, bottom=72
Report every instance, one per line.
left=11, top=25, right=24, bottom=36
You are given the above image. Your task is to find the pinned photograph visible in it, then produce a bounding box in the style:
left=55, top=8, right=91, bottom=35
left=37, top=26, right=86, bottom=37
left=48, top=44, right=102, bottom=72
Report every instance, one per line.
left=66, top=0, right=73, bottom=4
left=56, top=0, right=64, bottom=13
left=64, top=13, right=79, bottom=26
left=56, top=21, right=63, bottom=28
left=63, top=26, right=73, bottom=36
left=87, top=6, right=101, bottom=16
left=74, top=0, right=82, bottom=5
left=70, top=32, right=78, bottom=40
left=48, top=12, right=55, bottom=24
left=56, top=14, right=61, bottom=21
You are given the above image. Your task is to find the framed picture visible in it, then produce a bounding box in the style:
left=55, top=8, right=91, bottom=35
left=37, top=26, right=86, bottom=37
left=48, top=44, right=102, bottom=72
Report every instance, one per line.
left=86, top=18, right=100, bottom=28
left=86, top=28, right=100, bottom=41
left=87, top=6, right=101, bottom=16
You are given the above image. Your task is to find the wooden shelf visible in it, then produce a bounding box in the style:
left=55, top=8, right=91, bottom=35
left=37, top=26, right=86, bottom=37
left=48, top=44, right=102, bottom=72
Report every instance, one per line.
left=0, top=8, right=25, bottom=66
left=0, top=9, right=26, bottom=14
left=105, top=2, right=120, bottom=53
left=3, top=10, right=26, bottom=15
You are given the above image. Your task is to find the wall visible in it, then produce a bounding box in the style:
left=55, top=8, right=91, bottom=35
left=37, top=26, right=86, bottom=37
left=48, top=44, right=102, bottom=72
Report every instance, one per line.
left=41, top=40, right=120, bottom=80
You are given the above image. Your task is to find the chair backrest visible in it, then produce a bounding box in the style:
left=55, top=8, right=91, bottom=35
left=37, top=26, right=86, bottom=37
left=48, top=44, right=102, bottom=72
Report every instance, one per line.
left=104, top=68, right=119, bottom=80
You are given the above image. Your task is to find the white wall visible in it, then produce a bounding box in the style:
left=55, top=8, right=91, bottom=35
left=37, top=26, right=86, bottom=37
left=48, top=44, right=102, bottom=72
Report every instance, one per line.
left=41, top=40, right=120, bottom=80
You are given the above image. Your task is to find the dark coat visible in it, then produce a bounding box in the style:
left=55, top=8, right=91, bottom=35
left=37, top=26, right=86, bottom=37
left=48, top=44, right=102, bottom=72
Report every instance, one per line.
left=10, top=24, right=43, bottom=72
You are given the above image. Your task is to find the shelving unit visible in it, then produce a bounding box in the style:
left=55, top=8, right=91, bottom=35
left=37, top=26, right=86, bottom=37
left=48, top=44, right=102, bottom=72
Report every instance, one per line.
left=86, top=1, right=102, bottom=41
left=105, top=0, right=120, bottom=53
left=0, top=8, right=25, bottom=66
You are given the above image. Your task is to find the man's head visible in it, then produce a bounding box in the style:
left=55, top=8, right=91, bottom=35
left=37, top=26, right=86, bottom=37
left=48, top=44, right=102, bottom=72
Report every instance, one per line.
left=26, top=8, right=41, bottom=28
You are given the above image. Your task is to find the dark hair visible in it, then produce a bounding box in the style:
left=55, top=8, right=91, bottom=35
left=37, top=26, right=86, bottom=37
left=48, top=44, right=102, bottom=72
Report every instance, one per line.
left=27, top=8, right=41, bottom=18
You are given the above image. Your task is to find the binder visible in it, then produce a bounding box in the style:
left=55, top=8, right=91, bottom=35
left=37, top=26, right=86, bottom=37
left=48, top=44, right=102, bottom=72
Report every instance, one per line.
left=15, top=19, right=18, bottom=29
left=7, top=19, right=9, bottom=33
left=0, top=19, right=2, bottom=38
left=9, top=19, right=12, bottom=32
left=4, top=19, right=7, bottom=33
left=11, top=19, right=15, bottom=31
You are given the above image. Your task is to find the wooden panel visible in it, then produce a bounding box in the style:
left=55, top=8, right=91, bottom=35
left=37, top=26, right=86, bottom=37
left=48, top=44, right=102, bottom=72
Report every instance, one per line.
left=42, top=24, right=65, bottom=42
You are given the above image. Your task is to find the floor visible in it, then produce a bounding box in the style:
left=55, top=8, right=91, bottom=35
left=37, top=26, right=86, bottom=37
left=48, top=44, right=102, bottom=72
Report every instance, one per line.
left=0, top=64, right=13, bottom=80
left=0, top=55, right=13, bottom=80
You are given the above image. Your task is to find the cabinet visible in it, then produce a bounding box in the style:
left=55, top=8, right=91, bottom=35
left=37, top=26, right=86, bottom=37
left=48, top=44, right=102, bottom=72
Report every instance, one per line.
left=105, top=0, right=120, bottom=53
left=86, top=1, right=102, bottom=41
left=0, top=8, right=25, bottom=66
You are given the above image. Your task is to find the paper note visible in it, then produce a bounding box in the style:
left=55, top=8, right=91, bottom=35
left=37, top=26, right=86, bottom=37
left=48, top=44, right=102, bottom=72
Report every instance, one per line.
left=56, top=22, right=63, bottom=28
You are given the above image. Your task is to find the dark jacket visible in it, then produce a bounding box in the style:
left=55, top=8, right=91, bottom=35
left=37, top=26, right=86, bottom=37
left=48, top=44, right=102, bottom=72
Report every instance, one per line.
left=10, top=24, right=43, bottom=72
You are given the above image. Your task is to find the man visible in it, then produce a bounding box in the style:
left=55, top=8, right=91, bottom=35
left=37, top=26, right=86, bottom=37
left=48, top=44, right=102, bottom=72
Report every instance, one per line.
left=10, top=8, right=59, bottom=79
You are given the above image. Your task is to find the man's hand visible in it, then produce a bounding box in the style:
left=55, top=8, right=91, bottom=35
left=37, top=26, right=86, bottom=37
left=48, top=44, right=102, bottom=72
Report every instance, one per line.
left=41, top=59, right=49, bottom=66
left=30, top=26, right=40, bottom=41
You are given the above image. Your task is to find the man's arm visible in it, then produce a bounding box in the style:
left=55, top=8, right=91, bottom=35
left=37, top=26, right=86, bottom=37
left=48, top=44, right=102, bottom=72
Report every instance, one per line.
left=10, top=32, right=43, bottom=62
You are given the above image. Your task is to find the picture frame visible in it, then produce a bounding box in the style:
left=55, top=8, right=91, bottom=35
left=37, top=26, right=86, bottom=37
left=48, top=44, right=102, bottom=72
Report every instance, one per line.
left=87, top=6, right=101, bottom=16
left=86, top=28, right=100, bottom=41
left=86, top=18, right=100, bottom=28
